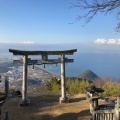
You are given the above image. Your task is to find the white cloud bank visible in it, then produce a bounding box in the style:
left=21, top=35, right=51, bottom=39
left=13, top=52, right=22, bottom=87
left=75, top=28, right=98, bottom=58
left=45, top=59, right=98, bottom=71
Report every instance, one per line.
left=0, top=41, right=36, bottom=44
left=19, top=41, right=35, bottom=44
left=94, top=39, right=120, bottom=45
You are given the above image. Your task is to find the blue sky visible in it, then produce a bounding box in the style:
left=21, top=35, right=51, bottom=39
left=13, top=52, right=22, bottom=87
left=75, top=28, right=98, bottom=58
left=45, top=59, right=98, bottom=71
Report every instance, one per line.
left=0, top=0, right=120, bottom=44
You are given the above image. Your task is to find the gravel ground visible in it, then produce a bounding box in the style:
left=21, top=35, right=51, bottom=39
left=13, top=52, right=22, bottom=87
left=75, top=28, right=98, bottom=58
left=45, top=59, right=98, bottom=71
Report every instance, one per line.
left=1, top=94, right=92, bottom=120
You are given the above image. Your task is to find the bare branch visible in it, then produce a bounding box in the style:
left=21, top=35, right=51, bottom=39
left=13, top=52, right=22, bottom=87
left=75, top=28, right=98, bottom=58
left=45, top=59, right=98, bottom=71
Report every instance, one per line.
left=72, top=0, right=120, bottom=31
left=115, top=21, right=120, bottom=32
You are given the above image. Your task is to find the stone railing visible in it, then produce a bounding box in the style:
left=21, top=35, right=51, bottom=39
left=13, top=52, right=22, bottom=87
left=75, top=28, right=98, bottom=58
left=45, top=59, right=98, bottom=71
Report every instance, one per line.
left=85, top=86, right=120, bottom=120
left=92, top=109, right=114, bottom=120
left=92, top=97, right=120, bottom=120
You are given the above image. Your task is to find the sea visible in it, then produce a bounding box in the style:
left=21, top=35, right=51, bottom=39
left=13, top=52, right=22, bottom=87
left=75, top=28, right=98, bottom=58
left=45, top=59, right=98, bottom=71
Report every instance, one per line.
left=40, top=52, right=120, bottom=80
left=1, top=43, right=120, bottom=80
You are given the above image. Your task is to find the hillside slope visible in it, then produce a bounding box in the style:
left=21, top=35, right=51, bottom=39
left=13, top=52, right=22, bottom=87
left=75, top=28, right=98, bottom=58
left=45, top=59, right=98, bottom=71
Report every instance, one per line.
left=77, top=69, right=102, bottom=81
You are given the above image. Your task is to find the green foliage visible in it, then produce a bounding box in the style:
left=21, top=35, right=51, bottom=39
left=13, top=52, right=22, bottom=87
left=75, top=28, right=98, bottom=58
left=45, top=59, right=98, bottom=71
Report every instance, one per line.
left=46, top=77, right=60, bottom=94
left=101, top=80, right=120, bottom=96
left=46, top=77, right=92, bottom=95
left=46, top=77, right=120, bottom=96
left=66, top=78, right=92, bottom=95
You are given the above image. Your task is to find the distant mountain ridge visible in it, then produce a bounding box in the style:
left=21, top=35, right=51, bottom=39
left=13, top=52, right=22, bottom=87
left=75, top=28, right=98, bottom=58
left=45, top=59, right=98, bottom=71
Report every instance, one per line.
left=77, top=69, right=102, bottom=81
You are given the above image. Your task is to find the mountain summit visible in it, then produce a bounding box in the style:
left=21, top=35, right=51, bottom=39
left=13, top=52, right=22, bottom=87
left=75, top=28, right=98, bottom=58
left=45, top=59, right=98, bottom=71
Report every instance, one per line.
left=77, top=69, right=101, bottom=81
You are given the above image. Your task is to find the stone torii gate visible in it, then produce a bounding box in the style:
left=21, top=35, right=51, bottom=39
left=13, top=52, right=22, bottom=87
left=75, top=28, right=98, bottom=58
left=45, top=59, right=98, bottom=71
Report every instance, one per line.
left=9, top=49, right=77, bottom=106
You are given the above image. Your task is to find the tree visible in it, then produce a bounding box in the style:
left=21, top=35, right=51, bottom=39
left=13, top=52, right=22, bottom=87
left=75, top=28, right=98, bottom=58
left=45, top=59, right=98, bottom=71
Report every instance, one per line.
left=46, top=77, right=61, bottom=94
left=102, top=80, right=120, bottom=96
left=72, top=0, right=120, bottom=32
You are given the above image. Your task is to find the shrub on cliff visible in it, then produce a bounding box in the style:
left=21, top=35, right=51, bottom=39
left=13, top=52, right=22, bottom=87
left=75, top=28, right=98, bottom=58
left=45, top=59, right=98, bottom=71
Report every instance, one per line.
left=66, top=78, right=92, bottom=94
left=46, top=77, right=61, bottom=94
left=102, top=80, right=120, bottom=96
left=46, top=77, right=92, bottom=95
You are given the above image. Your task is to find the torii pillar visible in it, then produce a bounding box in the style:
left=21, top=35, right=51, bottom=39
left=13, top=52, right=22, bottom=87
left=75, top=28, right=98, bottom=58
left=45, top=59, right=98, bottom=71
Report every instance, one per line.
left=60, top=54, right=67, bottom=103
left=21, top=55, right=29, bottom=106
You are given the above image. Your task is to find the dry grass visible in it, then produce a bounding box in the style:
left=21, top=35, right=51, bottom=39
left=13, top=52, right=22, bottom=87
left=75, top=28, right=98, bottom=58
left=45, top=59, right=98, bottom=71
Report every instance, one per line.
left=1, top=94, right=93, bottom=120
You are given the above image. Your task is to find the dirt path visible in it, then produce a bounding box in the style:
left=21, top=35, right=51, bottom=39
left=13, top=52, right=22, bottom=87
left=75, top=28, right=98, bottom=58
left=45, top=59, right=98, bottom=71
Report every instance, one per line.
left=1, top=94, right=92, bottom=120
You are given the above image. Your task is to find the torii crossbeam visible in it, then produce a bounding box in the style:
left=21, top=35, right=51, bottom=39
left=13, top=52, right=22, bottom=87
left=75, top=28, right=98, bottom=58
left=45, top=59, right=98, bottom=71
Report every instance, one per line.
left=9, top=48, right=77, bottom=106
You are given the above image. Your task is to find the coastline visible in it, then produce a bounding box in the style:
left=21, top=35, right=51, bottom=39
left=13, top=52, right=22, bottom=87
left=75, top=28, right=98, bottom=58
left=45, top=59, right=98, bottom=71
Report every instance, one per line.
left=34, top=65, right=60, bottom=78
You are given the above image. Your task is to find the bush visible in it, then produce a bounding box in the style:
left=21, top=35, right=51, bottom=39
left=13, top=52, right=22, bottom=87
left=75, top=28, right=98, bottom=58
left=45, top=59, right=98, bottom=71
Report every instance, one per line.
left=102, top=80, right=120, bottom=96
left=46, top=77, right=120, bottom=97
left=46, top=77, right=92, bottom=95
left=46, top=77, right=60, bottom=94
left=66, top=78, right=92, bottom=94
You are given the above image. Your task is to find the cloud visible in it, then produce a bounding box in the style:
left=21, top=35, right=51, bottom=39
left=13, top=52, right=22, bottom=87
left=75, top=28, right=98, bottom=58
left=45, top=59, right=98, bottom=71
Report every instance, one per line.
left=94, top=39, right=120, bottom=45
left=19, top=41, right=35, bottom=44
left=0, top=41, right=36, bottom=44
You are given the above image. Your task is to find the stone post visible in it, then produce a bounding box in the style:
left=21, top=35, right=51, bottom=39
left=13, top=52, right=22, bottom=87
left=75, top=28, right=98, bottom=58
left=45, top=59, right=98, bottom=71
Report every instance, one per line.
left=59, top=55, right=68, bottom=103
left=4, top=76, right=9, bottom=98
left=114, top=97, right=120, bottom=120
left=89, top=100, right=94, bottom=113
left=20, top=55, right=29, bottom=106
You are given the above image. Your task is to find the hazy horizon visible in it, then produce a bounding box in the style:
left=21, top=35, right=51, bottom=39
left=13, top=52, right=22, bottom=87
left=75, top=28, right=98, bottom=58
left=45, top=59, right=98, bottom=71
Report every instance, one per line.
left=1, top=43, right=120, bottom=80
left=1, top=42, right=120, bottom=55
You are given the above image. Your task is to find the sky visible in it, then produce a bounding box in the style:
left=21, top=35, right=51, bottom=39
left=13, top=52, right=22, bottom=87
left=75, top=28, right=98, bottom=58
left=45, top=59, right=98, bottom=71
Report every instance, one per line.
left=1, top=0, right=120, bottom=79
left=0, top=0, right=120, bottom=45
